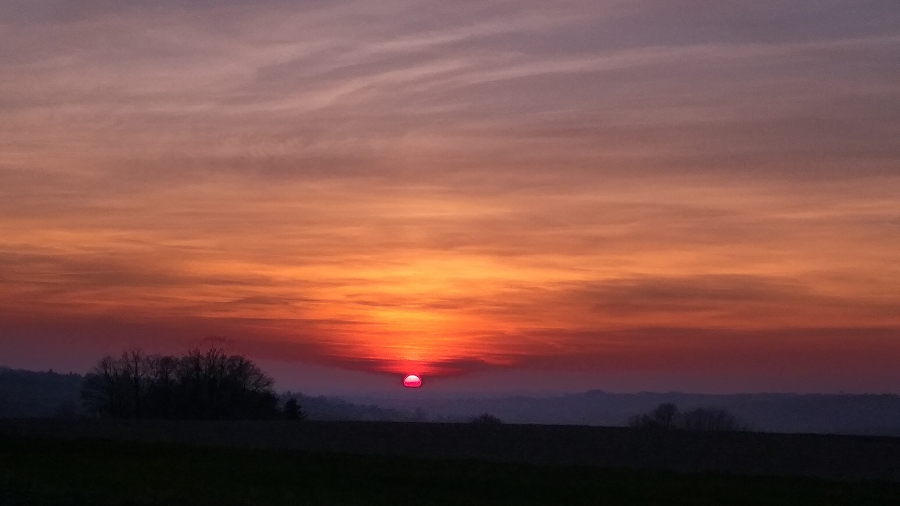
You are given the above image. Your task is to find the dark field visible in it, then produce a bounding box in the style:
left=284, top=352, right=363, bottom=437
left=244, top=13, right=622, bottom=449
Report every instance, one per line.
left=3, top=419, right=900, bottom=481
left=3, top=435, right=900, bottom=506
left=2, top=420, right=900, bottom=505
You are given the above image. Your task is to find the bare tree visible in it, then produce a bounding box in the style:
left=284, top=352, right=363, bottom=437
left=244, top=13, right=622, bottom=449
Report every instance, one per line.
left=82, top=346, right=280, bottom=420
left=82, top=351, right=152, bottom=418
left=123, top=349, right=153, bottom=418
left=81, top=355, right=119, bottom=417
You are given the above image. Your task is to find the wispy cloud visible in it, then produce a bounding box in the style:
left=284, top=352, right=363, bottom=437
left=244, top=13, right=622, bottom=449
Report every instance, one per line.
left=1, top=0, right=898, bottom=389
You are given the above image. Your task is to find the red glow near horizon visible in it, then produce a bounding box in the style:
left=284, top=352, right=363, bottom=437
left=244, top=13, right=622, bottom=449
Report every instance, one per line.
left=403, top=374, right=422, bottom=388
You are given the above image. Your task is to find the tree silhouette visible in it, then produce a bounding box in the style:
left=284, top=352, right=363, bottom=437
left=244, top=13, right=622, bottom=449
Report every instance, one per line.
left=82, top=346, right=281, bottom=420
left=283, top=398, right=305, bottom=420
left=628, top=403, right=747, bottom=431
left=653, top=402, right=679, bottom=429
left=627, top=402, right=679, bottom=429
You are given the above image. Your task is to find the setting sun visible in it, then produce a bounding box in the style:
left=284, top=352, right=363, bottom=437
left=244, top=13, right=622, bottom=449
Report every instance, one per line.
left=403, top=375, right=422, bottom=388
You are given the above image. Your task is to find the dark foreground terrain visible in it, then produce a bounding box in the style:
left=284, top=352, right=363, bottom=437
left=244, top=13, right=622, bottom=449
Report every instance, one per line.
left=2, top=419, right=900, bottom=482
left=2, top=434, right=899, bottom=506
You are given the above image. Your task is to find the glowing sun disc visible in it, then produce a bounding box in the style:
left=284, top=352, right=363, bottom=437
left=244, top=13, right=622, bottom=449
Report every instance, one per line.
left=403, top=374, right=422, bottom=388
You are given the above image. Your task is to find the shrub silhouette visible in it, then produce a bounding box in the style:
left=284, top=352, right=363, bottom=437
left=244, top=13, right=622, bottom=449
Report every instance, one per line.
left=628, top=403, right=747, bottom=431
left=470, top=413, right=502, bottom=424
left=82, top=347, right=282, bottom=420
left=680, top=407, right=748, bottom=431
left=283, top=398, right=306, bottom=420
left=627, top=402, right=680, bottom=429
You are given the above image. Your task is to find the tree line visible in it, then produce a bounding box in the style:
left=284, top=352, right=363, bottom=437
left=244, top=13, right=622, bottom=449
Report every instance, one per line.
left=0, top=367, right=83, bottom=418
left=81, top=347, right=303, bottom=420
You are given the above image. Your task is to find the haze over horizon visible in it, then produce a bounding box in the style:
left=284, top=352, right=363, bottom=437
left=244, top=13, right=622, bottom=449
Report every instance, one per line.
left=2, top=1, right=899, bottom=395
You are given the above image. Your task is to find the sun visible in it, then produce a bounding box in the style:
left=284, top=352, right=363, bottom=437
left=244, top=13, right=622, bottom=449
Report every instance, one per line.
left=403, top=374, right=422, bottom=388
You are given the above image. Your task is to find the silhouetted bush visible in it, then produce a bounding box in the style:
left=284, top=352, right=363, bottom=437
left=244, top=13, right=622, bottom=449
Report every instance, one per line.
left=627, top=402, right=680, bottom=429
left=628, top=403, right=747, bottom=431
left=470, top=413, right=502, bottom=424
left=680, top=407, right=748, bottom=431
left=81, top=347, right=284, bottom=420
left=283, top=398, right=305, bottom=420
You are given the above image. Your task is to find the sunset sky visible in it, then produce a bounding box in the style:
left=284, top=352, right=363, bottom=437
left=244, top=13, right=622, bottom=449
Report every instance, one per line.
left=1, top=1, right=899, bottom=394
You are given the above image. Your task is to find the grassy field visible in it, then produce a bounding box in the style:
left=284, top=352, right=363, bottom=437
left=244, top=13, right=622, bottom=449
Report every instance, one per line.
left=2, top=434, right=899, bottom=506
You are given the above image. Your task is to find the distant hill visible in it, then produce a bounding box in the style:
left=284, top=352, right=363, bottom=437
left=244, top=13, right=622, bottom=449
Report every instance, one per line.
left=281, top=392, right=407, bottom=422
left=344, top=390, right=900, bottom=436
left=0, top=368, right=84, bottom=418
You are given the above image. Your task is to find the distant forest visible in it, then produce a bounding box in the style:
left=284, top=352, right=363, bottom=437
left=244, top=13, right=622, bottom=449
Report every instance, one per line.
left=0, top=367, right=82, bottom=418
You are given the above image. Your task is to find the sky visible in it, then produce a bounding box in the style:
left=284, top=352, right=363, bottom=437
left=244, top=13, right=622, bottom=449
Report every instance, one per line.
left=1, top=1, right=899, bottom=394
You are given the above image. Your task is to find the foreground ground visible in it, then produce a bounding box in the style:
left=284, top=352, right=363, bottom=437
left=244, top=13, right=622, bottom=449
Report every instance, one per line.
left=2, top=419, right=899, bottom=481
left=2, top=434, right=899, bottom=506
